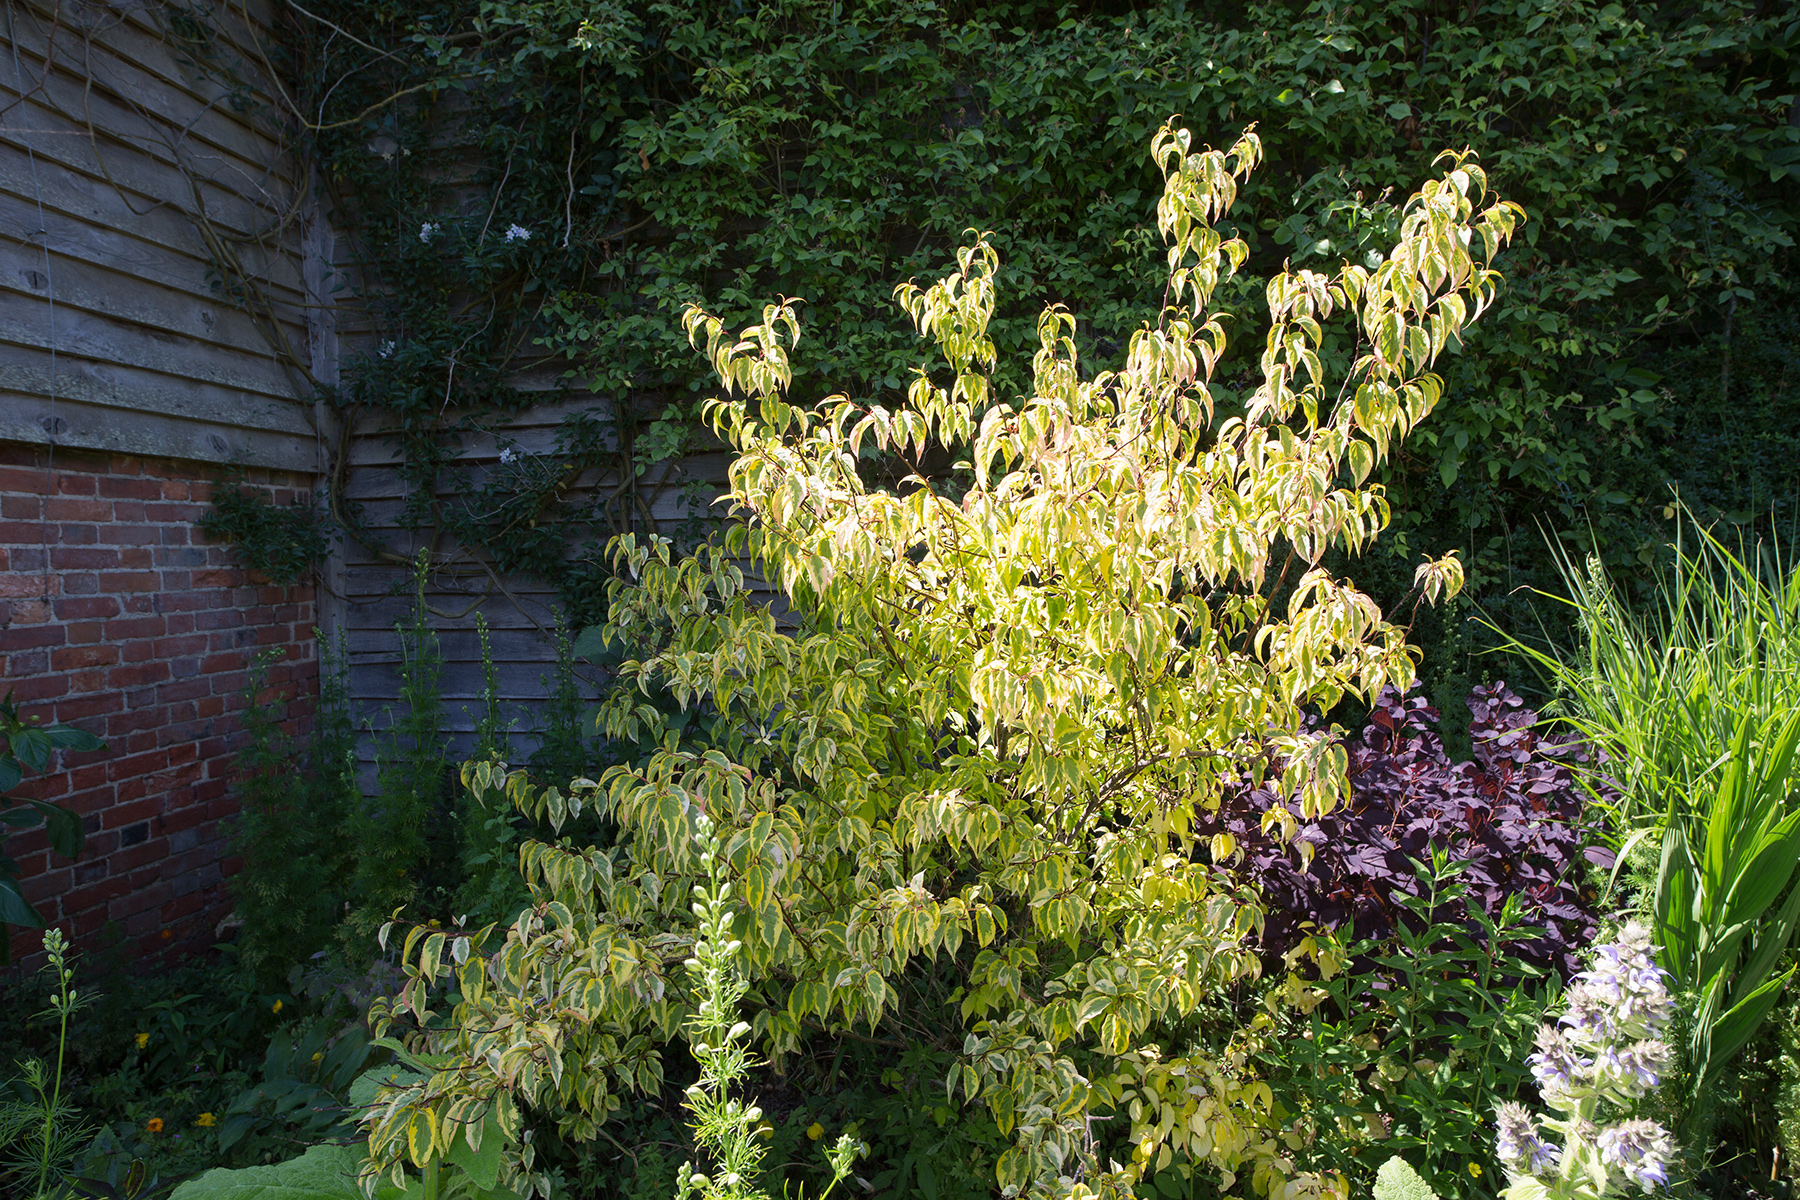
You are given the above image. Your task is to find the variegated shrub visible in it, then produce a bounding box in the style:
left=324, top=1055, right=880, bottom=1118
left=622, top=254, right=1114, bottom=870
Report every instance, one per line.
left=363, top=120, right=1521, bottom=1200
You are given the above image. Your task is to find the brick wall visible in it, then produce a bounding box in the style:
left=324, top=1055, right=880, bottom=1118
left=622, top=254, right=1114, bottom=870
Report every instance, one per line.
left=0, top=442, right=319, bottom=968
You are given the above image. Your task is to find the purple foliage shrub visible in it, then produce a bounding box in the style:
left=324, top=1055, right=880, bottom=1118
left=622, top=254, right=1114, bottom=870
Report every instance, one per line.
left=1198, top=683, right=1607, bottom=977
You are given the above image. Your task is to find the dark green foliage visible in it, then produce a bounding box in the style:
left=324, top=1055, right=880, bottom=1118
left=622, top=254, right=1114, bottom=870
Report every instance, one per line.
left=454, top=615, right=532, bottom=927
left=197, top=475, right=331, bottom=589
left=527, top=622, right=591, bottom=788
left=210, top=1023, right=374, bottom=1162
left=227, top=635, right=365, bottom=988
left=0, top=692, right=103, bottom=961
left=353, top=553, right=451, bottom=932
left=307, top=631, right=362, bottom=921
left=284, top=0, right=1798, bottom=689
left=0, top=949, right=371, bottom=1192
left=1257, top=859, right=1554, bottom=1199
left=228, top=653, right=339, bottom=989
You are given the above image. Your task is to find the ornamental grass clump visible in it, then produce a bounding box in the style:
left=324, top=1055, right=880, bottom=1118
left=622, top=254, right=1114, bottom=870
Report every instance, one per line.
left=1497, top=922, right=1678, bottom=1199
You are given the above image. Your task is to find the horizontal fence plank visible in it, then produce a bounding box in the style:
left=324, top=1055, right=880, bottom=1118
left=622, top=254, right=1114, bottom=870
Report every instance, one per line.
left=0, top=344, right=314, bottom=434
left=0, top=388, right=319, bottom=469
left=5, top=6, right=288, bottom=174
left=0, top=286, right=305, bottom=397
left=0, top=224, right=307, bottom=361
left=0, top=89, right=296, bottom=247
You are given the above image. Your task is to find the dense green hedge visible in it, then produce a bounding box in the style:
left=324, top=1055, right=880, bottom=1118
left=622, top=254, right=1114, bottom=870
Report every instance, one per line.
left=294, top=0, right=1799, bottom=690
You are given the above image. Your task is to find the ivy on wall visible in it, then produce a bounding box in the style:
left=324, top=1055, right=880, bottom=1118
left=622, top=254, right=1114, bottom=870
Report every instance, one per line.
left=278, top=0, right=1798, bottom=679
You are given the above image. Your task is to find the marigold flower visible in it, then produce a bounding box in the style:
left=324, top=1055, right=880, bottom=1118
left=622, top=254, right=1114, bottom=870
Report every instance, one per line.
left=145, top=1118, right=164, bottom=1133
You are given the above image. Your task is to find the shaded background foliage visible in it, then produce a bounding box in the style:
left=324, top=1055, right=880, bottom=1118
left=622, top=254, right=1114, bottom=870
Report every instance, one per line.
left=287, top=0, right=1799, bottom=705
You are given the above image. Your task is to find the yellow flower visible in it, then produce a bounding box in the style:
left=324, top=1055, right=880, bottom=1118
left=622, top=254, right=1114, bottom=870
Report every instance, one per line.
left=1468, top=1162, right=1483, bottom=1178
left=806, top=1123, right=824, bottom=1141
left=145, top=1118, right=164, bottom=1134
left=195, top=1113, right=217, bottom=1128
left=311, top=1052, right=323, bottom=1063
left=271, top=999, right=283, bottom=1014
left=135, top=1033, right=149, bottom=1049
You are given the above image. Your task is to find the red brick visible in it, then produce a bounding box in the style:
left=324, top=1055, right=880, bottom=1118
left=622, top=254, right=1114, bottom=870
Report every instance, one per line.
left=66, top=620, right=105, bottom=644
left=152, top=634, right=206, bottom=657
left=143, top=502, right=203, bottom=522
left=55, top=693, right=123, bottom=723
left=107, top=662, right=171, bottom=689
left=2, top=675, right=69, bottom=704
left=103, top=797, right=161, bottom=828
left=0, top=464, right=47, bottom=491
left=110, top=614, right=168, bottom=639
left=108, top=745, right=174, bottom=780
left=0, top=573, right=58, bottom=599
left=97, top=571, right=161, bottom=592
left=98, top=477, right=163, bottom=500
left=50, top=546, right=121, bottom=570
left=43, top=497, right=109, bottom=521
left=106, top=523, right=162, bottom=545
left=0, top=623, right=66, bottom=650
left=51, top=644, right=119, bottom=671
left=163, top=677, right=212, bottom=703
left=5, top=448, right=320, bottom=970
left=54, top=595, right=121, bottom=619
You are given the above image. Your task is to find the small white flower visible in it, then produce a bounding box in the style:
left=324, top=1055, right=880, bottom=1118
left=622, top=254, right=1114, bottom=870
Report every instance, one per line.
left=504, top=223, right=532, bottom=243
left=378, top=340, right=396, bottom=359
left=498, top=446, right=518, bottom=464
left=419, top=222, right=440, bottom=243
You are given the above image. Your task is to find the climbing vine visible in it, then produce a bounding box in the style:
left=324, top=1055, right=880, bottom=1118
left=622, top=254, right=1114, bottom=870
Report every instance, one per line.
left=278, top=0, right=1798, bottom=669
left=105, top=0, right=1794, bottom=679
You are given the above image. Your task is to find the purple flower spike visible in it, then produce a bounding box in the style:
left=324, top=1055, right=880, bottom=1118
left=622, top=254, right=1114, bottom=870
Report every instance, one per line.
left=1597, top=1119, right=1674, bottom=1192
left=1529, top=1026, right=1591, bottom=1100
left=1495, top=1102, right=1561, bottom=1176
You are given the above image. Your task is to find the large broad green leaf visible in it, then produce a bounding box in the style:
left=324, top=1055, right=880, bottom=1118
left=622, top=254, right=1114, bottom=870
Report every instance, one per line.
left=24, top=799, right=85, bottom=859
left=168, top=1144, right=365, bottom=1200
left=445, top=1114, right=506, bottom=1192
left=0, top=879, right=46, bottom=928
left=47, top=725, right=103, bottom=753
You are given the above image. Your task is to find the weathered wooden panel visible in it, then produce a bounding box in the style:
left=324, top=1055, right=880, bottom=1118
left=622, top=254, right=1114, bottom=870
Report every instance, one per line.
left=0, top=388, right=317, bottom=467
left=0, top=0, right=316, bottom=473
left=0, top=0, right=747, bottom=785
left=0, top=171, right=306, bottom=308
left=0, top=236, right=306, bottom=365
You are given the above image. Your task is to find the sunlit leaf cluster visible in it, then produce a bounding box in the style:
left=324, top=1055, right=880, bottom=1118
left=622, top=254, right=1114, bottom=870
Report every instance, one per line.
left=361, top=121, right=1517, bottom=1200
